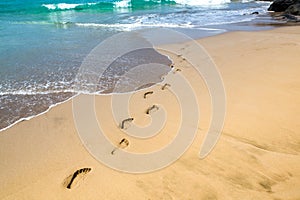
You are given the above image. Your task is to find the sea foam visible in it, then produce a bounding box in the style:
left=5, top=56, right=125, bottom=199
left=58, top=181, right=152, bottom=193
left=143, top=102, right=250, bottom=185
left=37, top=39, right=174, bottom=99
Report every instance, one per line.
left=42, top=0, right=232, bottom=11
left=42, top=3, right=96, bottom=10
left=174, top=0, right=230, bottom=6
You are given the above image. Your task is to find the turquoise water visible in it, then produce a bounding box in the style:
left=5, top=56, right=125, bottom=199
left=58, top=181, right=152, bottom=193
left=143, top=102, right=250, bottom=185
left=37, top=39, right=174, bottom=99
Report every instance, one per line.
left=0, top=0, right=271, bottom=130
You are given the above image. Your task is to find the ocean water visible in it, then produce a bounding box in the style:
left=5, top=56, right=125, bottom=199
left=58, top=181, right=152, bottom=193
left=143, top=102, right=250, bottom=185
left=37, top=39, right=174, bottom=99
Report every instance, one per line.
left=0, top=0, right=272, bottom=131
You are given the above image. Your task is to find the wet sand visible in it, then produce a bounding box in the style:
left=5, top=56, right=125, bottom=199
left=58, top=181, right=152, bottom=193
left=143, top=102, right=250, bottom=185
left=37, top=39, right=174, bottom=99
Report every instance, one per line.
left=0, top=26, right=300, bottom=199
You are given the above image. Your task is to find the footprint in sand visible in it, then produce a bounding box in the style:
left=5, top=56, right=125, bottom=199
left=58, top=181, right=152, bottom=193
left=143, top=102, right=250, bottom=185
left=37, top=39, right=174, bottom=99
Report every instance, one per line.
left=144, top=91, right=154, bottom=99
left=63, top=168, right=92, bottom=189
left=171, top=66, right=182, bottom=74
left=146, top=105, right=159, bottom=115
left=111, top=138, right=130, bottom=155
left=162, top=83, right=171, bottom=90
left=120, top=118, right=134, bottom=129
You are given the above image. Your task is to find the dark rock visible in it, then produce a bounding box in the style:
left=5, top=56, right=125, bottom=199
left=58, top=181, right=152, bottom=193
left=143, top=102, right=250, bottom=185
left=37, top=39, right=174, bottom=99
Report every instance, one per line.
left=268, top=0, right=295, bottom=12
left=251, top=11, right=259, bottom=15
left=285, top=3, right=300, bottom=15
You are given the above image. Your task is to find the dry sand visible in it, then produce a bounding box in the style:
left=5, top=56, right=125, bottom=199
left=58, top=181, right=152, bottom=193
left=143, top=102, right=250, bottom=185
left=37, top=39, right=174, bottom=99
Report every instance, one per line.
left=0, top=26, right=300, bottom=200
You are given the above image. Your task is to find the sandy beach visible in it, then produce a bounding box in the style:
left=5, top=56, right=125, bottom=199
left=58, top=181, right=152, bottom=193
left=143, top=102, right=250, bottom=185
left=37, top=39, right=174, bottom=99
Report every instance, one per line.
left=1, top=26, right=300, bottom=199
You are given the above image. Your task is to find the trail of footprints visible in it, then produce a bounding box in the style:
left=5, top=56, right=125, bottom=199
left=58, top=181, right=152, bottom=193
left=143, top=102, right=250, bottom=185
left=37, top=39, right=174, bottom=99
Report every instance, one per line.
left=63, top=62, right=182, bottom=190
left=113, top=62, right=182, bottom=155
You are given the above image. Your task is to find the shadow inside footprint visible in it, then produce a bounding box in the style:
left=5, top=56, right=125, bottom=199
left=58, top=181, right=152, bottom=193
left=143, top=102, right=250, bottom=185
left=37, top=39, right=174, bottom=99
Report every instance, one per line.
left=146, top=105, right=159, bottom=114
left=120, top=118, right=134, bottom=129
left=63, top=168, right=92, bottom=189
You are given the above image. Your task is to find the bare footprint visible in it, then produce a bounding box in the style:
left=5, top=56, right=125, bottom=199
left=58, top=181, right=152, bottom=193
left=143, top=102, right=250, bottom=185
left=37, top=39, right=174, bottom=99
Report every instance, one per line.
left=63, top=168, right=92, bottom=189
left=146, top=105, right=159, bottom=114
left=111, top=138, right=130, bottom=155
left=162, top=83, right=171, bottom=90
left=172, top=67, right=182, bottom=74
left=144, top=91, right=154, bottom=99
left=120, top=118, right=134, bottom=129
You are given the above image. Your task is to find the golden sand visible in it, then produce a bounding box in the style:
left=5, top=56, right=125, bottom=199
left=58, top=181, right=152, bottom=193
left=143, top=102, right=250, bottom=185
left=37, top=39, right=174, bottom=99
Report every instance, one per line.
left=0, top=26, right=300, bottom=200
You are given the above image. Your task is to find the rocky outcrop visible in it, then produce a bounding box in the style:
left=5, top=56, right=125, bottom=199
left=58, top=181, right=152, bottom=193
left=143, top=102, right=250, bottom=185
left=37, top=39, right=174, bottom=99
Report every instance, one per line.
left=267, top=0, right=300, bottom=23
left=268, top=0, right=295, bottom=12
left=285, top=3, right=300, bottom=15
left=268, top=0, right=300, bottom=15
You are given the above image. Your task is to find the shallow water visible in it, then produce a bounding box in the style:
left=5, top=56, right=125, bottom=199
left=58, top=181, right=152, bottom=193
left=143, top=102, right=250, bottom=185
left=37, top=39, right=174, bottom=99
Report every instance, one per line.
left=0, top=0, right=272, bottom=130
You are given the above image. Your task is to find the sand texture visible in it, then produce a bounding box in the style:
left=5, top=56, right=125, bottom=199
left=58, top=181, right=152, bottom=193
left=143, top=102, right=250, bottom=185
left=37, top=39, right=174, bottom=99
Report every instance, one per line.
left=0, top=27, right=300, bottom=200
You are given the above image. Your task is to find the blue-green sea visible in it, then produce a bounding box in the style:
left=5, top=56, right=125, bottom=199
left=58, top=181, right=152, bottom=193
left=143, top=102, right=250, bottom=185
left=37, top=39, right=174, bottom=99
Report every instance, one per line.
left=0, top=0, right=272, bottom=130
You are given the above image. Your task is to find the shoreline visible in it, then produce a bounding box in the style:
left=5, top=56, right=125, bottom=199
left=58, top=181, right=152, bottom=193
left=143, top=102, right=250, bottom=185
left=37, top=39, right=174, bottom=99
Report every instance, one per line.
left=1, top=25, right=300, bottom=199
left=0, top=23, right=295, bottom=132
left=0, top=19, right=293, bottom=133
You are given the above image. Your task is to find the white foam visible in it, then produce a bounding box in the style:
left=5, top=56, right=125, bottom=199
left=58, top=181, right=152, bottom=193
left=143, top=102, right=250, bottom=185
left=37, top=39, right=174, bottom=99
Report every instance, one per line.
left=42, top=0, right=232, bottom=11
left=75, top=22, right=196, bottom=31
left=0, top=81, right=168, bottom=133
left=174, top=0, right=230, bottom=6
left=115, top=0, right=131, bottom=8
left=42, top=3, right=80, bottom=10
left=58, top=3, right=81, bottom=9
left=42, top=3, right=96, bottom=10
left=42, top=4, right=56, bottom=10
left=0, top=89, right=76, bottom=96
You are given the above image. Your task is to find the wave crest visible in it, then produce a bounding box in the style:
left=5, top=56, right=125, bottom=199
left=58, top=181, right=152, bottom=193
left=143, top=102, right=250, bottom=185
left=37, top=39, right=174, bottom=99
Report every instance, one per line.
left=41, top=0, right=233, bottom=12
left=42, top=2, right=97, bottom=10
